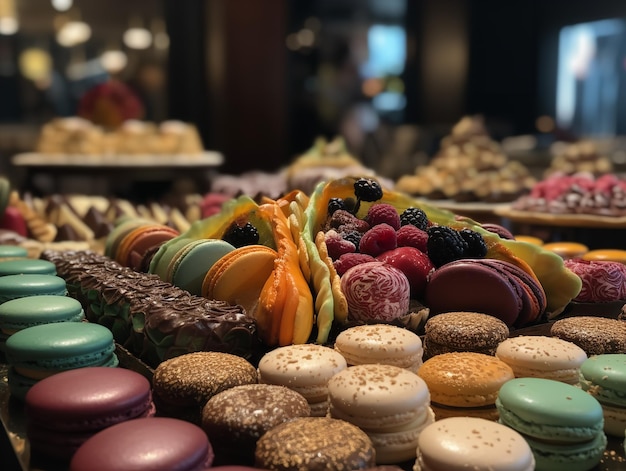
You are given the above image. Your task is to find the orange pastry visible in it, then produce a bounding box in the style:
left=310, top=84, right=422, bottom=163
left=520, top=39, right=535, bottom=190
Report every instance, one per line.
left=542, top=241, right=588, bottom=259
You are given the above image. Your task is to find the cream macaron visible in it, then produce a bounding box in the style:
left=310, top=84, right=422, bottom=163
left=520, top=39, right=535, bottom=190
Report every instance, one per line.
left=257, top=344, right=347, bottom=417
left=496, top=335, right=587, bottom=385
left=334, top=324, right=423, bottom=372
left=328, top=363, right=434, bottom=464
left=414, top=417, right=535, bottom=471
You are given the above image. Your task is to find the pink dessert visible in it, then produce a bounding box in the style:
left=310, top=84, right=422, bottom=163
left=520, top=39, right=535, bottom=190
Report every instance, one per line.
left=564, top=258, right=626, bottom=302
left=340, top=261, right=410, bottom=322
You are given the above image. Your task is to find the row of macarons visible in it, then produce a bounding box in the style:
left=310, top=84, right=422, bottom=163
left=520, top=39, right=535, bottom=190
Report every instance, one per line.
left=14, top=323, right=626, bottom=471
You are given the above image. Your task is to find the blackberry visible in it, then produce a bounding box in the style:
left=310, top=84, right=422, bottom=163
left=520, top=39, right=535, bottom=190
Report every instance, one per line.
left=400, top=207, right=429, bottom=231
left=459, top=229, right=488, bottom=258
left=426, top=226, right=468, bottom=267
left=341, top=230, right=363, bottom=248
left=353, top=178, right=383, bottom=214
left=327, top=198, right=345, bottom=216
left=222, top=222, right=259, bottom=248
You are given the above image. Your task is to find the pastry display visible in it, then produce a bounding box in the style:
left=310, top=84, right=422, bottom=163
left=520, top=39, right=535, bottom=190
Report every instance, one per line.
left=395, top=116, right=536, bottom=203
left=546, top=140, right=613, bottom=177
left=417, top=352, right=514, bottom=421
left=495, top=335, right=587, bottom=384
left=496, top=378, right=607, bottom=471
left=327, top=364, right=435, bottom=464
left=414, top=417, right=535, bottom=471
left=25, top=367, right=155, bottom=461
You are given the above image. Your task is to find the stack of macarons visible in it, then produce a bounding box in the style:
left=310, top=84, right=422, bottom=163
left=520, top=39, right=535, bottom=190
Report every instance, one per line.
left=333, top=324, right=423, bottom=372
left=0, top=295, right=85, bottom=350
left=579, top=354, right=626, bottom=437
left=425, top=258, right=547, bottom=327
left=328, top=363, right=435, bottom=464
left=257, top=344, right=347, bottom=417
left=5, top=321, right=118, bottom=400
left=25, top=367, right=155, bottom=462
left=496, top=377, right=607, bottom=471
left=418, top=351, right=514, bottom=421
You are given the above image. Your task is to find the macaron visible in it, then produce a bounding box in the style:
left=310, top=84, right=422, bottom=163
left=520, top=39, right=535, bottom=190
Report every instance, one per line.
left=0, top=274, right=67, bottom=304
left=0, top=258, right=56, bottom=276
left=513, top=235, right=544, bottom=246
left=425, top=258, right=546, bottom=327
left=148, top=236, right=196, bottom=280
left=543, top=241, right=589, bottom=259
left=202, top=244, right=277, bottom=316
left=254, top=417, right=375, bottom=470
left=334, top=324, right=423, bottom=372
left=152, top=351, right=258, bottom=425
left=328, top=363, right=435, bottom=464
left=422, top=311, right=509, bottom=359
left=414, top=417, right=535, bottom=471
left=582, top=249, right=626, bottom=264
left=201, top=383, right=310, bottom=465
left=5, top=321, right=118, bottom=400
left=167, top=238, right=235, bottom=296
left=496, top=377, right=607, bottom=471
left=0, top=294, right=85, bottom=349
left=25, top=367, right=155, bottom=461
left=496, top=335, right=587, bottom=385
left=115, top=223, right=180, bottom=270
left=580, top=354, right=626, bottom=437
left=417, top=351, right=514, bottom=421
left=257, top=343, right=347, bottom=417
left=70, top=417, right=214, bottom=471
left=0, top=244, right=27, bottom=260
left=551, top=316, right=626, bottom=355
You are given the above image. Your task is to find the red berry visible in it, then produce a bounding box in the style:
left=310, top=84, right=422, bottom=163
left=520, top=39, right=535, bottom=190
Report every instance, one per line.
left=365, top=203, right=401, bottom=230
left=396, top=225, right=428, bottom=252
left=324, top=229, right=356, bottom=260
left=376, top=246, right=435, bottom=297
left=359, top=223, right=397, bottom=256
left=334, top=252, right=375, bottom=276
left=328, top=209, right=370, bottom=233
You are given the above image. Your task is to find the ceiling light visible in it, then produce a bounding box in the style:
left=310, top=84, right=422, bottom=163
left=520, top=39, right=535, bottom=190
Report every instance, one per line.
left=56, top=20, right=91, bottom=47
left=123, top=27, right=152, bottom=50
left=51, top=0, right=72, bottom=12
left=100, top=50, right=127, bottom=74
left=19, top=48, right=52, bottom=81
left=0, top=16, right=17, bottom=35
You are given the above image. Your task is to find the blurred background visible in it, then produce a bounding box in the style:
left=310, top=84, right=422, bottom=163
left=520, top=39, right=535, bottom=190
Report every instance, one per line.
left=1, top=0, right=626, bottom=183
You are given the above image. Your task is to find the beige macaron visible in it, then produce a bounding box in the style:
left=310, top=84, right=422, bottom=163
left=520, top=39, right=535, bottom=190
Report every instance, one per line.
left=334, top=324, right=423, bottom=372
left=328, top=363, right=434, bottom=464
left=417, top=352, right=514, bottom=421
left=496, top=335, right=587, bottom=384
left=257, top=344, right=347, bottom=417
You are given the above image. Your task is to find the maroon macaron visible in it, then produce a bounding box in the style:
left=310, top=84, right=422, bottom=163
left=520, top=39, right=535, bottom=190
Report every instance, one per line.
left=70, top=417, right=214, bottom=471
left=25, top=367, right=155, bottom=461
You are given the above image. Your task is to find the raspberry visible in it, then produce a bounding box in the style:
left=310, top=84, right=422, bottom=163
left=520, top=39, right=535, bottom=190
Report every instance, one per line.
left=324, top=229, right=356, bottom=260
left=400, top=207, right=429, bottom=231
left=359, top=223, right=397, bottom=257
left=327, top=209, right=370, bottom=233
left=334, top=252, right=375, bottom=276
left=459, top=229, right=488, bottom=258
left=426, top=225, right=468, bottom=267
left=396, top=225, right=428, bottom=252
left=365, top=203, right=401, bottom=230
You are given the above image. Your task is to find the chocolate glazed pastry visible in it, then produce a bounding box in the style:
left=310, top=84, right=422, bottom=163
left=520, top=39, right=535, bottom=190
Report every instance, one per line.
left=41, top=250, right=259, bottom=367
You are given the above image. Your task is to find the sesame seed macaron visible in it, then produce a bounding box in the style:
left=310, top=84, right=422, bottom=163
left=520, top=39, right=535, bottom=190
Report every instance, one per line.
left=551, top=316, right=626, bottom=356
left=417, top=351, right=514, bottom=421
left=152, top=351, right=258, bottom=425
left=422, top=311, right=509, bottom=360
left=257, top=344, right=347, bottom=417
left=254, top=417, right=376, bottom=471
left=496, top=335, right=587, bottom=384
left=334, top=324, right=423, bottom=372
left=328, top=363, right=434, bottom=464
left=201, top=383, right=310, bottom=465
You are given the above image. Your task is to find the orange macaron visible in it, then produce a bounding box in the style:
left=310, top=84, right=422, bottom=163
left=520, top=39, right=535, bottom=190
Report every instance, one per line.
left=582, top=249, right=626, bottom=264
left=542, top=241, right=589, bottom=259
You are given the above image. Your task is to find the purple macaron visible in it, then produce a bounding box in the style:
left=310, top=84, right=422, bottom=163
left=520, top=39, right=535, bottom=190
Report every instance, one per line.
left=70, top=417, right=214, bottom=471
left=25, top=367, right=155, bottom=461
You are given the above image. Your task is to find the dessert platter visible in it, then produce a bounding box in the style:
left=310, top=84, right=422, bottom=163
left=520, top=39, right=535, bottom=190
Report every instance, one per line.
left=0, top=176, right=625, bottom=470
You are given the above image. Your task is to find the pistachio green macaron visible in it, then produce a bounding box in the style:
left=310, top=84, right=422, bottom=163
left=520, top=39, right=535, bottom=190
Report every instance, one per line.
left=0, top=259, right=57, bottom=276
left=0, top=244, right=27, bottom=260
left=0, top=274, right=67, bottom=304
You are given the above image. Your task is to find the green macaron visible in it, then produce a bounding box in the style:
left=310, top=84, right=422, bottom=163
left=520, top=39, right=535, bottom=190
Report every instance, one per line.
left=497, top=377, right=606, bottom=471
left=0, top=295, right=85, bottom=333
left=0, top=274, right=67, bottom=304
left=0, top=245, right=27, bottom=260
left=0, top=259, right=57, bottom=277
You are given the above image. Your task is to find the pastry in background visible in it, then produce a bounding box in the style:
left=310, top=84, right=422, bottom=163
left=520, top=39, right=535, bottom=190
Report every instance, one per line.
left=395, top=116, right=536, bottom=202
left=158, top=120, right=204, bottom=155
left=546, top=140, right=613, bottom=177
left=36, top=117, right=105, bottom=155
